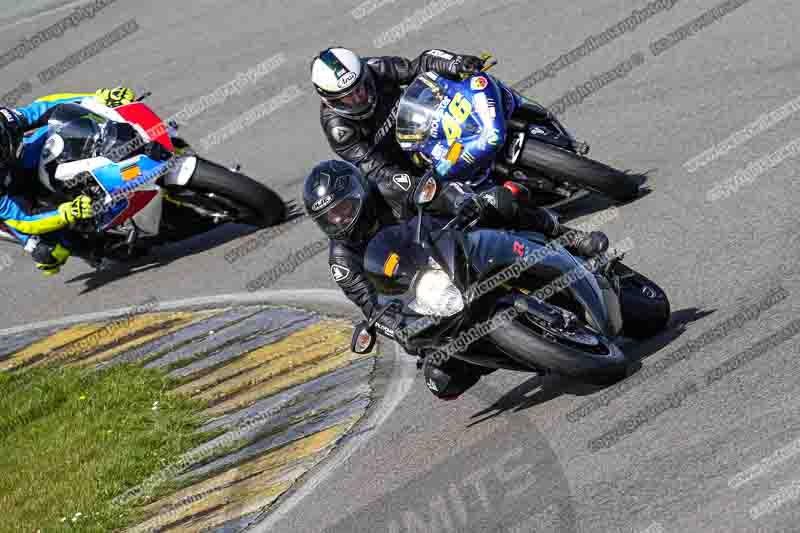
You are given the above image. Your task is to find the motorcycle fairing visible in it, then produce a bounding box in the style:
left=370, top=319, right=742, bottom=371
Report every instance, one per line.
left=115, top=102, right=174, bottom=152
left=476, top=229, right=620, bottom=337
left=39, top=101, right=174, bottom=233
left=92, top=155, right=165, bottom=231
left=364, top=216, right=459, bottom=294
left=396, top=72, right=507, bottom=182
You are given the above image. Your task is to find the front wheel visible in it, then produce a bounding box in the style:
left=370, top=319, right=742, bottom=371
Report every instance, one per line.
left=173, top=157, right=286, bottom=227
left=487, top=313, right=631, bottom=384
left=517, top=138, right=641, bottom=202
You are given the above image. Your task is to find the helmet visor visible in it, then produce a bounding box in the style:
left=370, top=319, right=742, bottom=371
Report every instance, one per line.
left=311, top=171, right=368, bottom=238
left=325, top=70, right=376, bottom=117
left=314, top=194, right=364, bottom=237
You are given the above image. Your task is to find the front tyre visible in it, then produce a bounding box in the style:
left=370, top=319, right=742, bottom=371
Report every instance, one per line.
left=181, top=157, right=286, bottom=226
left=517, top=139, right=641, bottom=202
left=487, top=315, right=630, bottom=384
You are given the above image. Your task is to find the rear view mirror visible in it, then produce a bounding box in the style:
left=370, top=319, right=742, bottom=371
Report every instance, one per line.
left=414, top=172, right=438, bottom=206
left=351, top=321, right=376, bottom=354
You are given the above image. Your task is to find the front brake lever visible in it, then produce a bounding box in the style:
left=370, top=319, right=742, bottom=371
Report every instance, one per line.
left=479, top=52, right=497, bottom=72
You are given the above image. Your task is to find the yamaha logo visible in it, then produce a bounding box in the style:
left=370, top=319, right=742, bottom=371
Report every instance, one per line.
left=337, top=71, right=357, bottom=89
left=312, top=194, right=334, bottom=211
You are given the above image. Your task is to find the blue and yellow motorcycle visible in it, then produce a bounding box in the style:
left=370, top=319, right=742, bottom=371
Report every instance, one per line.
left=395, top=59, right=642, bottom=204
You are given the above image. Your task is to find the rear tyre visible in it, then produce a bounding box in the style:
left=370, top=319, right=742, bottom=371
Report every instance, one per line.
left=183, top=157, right=286, bottom=226
left=615, top=264, right=671, bottom=339
left=517, top=139, right=641, bottom=202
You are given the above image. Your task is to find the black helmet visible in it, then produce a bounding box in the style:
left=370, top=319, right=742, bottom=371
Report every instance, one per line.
left=304, top=160, right=376, bottom=243
left=0, top=108, right=24, bottom=169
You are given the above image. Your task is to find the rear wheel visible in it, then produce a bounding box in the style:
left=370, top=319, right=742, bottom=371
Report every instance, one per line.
left=614, top=263, right=671, bottom=339
left=517, top=139, right=641, bottom=202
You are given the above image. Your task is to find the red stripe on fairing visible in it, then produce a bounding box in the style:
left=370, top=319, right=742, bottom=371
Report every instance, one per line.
left=109, top=190, right=158, bottom=227
left=115, top=103, right=174, bottom=152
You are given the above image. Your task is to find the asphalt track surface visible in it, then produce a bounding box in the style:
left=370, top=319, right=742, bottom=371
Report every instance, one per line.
left=1, top=1, right=800, bottom=531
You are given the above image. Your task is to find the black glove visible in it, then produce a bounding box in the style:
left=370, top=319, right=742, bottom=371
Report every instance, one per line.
left=368, top=299, right=404, bottom=339
left=454, top=193, right=487, bottom=228
left=143, top=141, right=173, bottom=162
left=447, top=54, right=485, bottom=78
left=538, top=207, right=560, bottom=236
left=573, top=231, right=609, bottom=257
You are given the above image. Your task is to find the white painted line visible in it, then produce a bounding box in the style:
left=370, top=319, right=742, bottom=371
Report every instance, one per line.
left=246, top=342, right=417, bottom=532
left=0, top=289, right=352, bottom=337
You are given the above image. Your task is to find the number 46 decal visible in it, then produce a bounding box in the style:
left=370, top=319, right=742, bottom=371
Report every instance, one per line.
left=442, top=92, right=472, bottom=146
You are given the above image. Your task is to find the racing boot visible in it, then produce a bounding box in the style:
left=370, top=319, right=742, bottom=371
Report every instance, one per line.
left=422, top=356, right=482, bottom=401
left=553, top=228, right=608, bottom=257
left=27, top=237, right=71, bottom=277
left=528, top=206, right=609, bottom=258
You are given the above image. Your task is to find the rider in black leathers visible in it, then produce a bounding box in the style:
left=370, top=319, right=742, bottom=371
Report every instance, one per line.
left=312, top=47, right=556, bottom=189
left=304, top=159, right=609, bottom=400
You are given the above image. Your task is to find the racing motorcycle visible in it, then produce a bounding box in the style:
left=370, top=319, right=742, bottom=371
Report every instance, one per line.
left=0, top=97, right=287, bottom=264
left=351, top=175, right=670, bottom=383
left=395, top=60, right=642, bottom=205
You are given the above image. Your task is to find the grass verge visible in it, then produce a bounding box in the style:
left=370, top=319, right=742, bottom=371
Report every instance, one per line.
left=0, top=364, right=214, bottom=532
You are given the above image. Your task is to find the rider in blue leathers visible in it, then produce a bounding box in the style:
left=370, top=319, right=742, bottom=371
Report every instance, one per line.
left=0, top=87, right=135, bottom=276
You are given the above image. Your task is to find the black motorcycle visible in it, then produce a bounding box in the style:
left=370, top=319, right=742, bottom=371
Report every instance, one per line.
left=351, top=175, right=670, bottom=383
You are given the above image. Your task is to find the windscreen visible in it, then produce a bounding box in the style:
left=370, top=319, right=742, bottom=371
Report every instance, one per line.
left=396, top=76, right=446, bottom=150
left=46, top=103, right=140, bottom=163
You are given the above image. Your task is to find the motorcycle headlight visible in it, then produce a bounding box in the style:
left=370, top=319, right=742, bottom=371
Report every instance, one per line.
left=408, top=270, right=465, bottom=317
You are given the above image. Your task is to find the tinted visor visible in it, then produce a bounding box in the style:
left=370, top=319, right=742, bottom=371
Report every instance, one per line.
left=314, top=195, right=364, bottom=237
left=311, top=172, right=368, bottom=238
left=325, top=70, right=376, bottom=117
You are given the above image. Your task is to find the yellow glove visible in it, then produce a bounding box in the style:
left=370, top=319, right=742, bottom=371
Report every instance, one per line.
left=35, top=243, right=70, bottom=277
left=58, top=195, right=95, bottom=225
left=95, top=87, right=135, bottom=107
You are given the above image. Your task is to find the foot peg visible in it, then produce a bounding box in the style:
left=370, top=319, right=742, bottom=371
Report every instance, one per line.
left=574, top=141, right=590, bottom=155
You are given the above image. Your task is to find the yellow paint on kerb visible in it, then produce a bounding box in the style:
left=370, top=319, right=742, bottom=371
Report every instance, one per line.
left=204, top=349, right=370, bottom=417
left=69, top=310, right=220, bottom=367
left=128, top=419, right=358, bottom=532
left=172, top=319, right=349, bottom=390
left=0, top=323, right=107, bottom=371
left=173, top=320, right=351, bottom=400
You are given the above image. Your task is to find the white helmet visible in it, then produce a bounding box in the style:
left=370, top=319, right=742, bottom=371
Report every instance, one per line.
left=311, top=47, right=377, bottom=120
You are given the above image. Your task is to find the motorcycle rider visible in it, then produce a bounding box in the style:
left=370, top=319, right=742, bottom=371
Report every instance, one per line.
left=311, top=47, right=556, bottom=193
left=0, top=88, right=136, bottom=276
left=304, top=159, right=609, bottom=400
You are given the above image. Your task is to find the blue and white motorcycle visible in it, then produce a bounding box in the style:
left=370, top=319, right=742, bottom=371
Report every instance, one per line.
left=0, top=98, right=286, bottom=263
